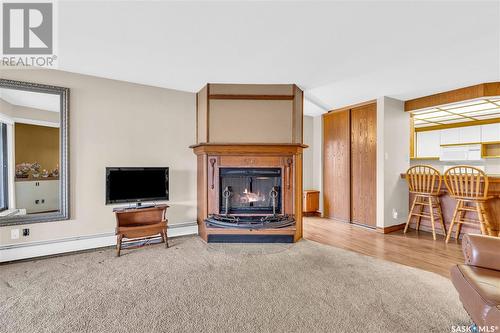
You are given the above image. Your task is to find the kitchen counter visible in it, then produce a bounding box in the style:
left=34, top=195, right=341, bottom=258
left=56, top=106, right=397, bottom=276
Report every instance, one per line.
left=400, top=173, right=500, bottom=236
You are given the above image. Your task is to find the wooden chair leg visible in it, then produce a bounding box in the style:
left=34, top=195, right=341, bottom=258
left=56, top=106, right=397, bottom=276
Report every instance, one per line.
left=435, top=197, right=446, bottom=236
left=428, top=196, right=436, bottom=240
left=446, top=200, right=460, bottom=243
left=479, top=202, right=493, bottom=236
left=476, top=202, right=487, bottom=235
left=163, top=230, right=169, bottom=248
left=116, top=234, right=123, bottom=257
left=455, top=201, right=466, bottom=242
left=404, top=195, right=418, bottom=234
left=416, top=197, right=425, bottom=232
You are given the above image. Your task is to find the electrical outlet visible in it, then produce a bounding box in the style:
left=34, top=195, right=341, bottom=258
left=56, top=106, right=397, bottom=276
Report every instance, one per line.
left=11, top=229, right=19, bottom=239
left=392, top=209, right=398, bottom=219
left=22, top=228, right=30, bottom=237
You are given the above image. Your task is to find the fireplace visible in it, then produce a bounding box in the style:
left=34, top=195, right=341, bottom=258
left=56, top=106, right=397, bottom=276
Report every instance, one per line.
left=191, top=83, right=305, bottom=242
left=191, top=144, right=305, bottom=242
left=219, top=168, right=282, bottom=215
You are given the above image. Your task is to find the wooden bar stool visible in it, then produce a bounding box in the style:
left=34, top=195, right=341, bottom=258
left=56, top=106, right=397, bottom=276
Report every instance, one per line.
left=404, top=165, right=446, bottom=240
left=444, top=166, right=494, bottom=243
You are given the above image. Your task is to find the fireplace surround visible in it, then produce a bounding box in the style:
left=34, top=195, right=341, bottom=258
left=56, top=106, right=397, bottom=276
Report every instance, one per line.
left=191, top=143, right=306, bottom=243
left=191, top=83, right=305, bottom=243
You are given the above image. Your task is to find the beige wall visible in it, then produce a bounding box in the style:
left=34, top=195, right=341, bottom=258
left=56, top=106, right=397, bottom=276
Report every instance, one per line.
left=15, top=123, right=60, bottom=171
left=209, top=99, right=293, bottom=143
left=196, top=85, right=208, bottom=143
left=0, top=69, right=196, bottom=246
left=196, top=83, right=303, bottom=144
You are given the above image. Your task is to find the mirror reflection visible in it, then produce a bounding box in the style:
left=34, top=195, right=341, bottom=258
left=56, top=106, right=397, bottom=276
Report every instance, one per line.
left=0, top=87, right=60, bottom=217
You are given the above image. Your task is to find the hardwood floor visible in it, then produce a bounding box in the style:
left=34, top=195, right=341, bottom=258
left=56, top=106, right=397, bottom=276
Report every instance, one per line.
left=303, top=217, right=464, bottom=278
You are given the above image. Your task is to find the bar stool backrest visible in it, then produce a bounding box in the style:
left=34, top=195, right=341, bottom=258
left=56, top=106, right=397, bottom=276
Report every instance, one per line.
left=405, top=165, right=441, bottom=195
left=444, top=166, right=489, bottom=199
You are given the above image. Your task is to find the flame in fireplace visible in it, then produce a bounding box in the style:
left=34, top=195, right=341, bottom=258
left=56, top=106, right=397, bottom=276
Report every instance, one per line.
left=241, top=188, right=265, bottom=203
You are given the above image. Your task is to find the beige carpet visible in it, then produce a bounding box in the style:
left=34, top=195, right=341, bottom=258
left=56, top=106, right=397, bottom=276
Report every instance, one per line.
left=0, top=236, right=469, bottom=333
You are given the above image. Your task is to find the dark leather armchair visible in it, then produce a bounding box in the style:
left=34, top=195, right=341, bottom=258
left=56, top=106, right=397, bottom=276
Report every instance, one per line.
left=451, top=234, right=500, bottom=328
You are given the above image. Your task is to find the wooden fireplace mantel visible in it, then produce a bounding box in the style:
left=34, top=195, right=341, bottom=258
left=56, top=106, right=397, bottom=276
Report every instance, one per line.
left=191, top=143, right=306, bottom=242
left=190, top=143, right=308, bottom=155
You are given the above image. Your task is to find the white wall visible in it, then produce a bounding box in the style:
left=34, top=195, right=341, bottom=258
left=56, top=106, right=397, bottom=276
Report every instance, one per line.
left=376, top=97, right=410, bottom=228
left=0, top=69, right=197, bottom=246
left=302, top=115, right=323, bottom=213
left=303, top=116, right=314, bottom=190
left=312, top=115, right=323, bottom=213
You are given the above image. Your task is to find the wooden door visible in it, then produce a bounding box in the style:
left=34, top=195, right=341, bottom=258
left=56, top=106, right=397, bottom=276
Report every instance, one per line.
left=323, top=110, right=351, bottom=221
left=350, top=103, right=377, bottom=227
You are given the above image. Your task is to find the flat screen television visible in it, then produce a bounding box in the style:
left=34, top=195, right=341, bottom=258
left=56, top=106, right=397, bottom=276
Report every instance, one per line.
left=106, top=167, right=169, bottom=204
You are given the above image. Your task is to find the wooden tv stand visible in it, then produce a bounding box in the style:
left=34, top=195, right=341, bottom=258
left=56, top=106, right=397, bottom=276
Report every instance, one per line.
left=114, top=204, right=169, bottom=256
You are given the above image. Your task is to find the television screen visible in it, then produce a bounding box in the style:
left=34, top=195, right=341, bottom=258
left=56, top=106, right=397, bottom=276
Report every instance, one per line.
left=106, top=167, right=169, bottom=204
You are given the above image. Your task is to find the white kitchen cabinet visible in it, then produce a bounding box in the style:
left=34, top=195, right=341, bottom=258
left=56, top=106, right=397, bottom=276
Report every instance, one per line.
left=481, top=123, right=500, bottom=142
left=440, top=144, right=482, bottom=161
left=15, top=179, right=59, bottom=213
left=459, top=125, right=481, bottom=143
left=416, top=130, right=440, bottom=157
left=440, top=126, right=481, bottom=145
left=440, top=128, right=460, bottom=145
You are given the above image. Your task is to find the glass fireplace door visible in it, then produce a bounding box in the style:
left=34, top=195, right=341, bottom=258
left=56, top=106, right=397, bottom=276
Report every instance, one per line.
left=219, top=168, right=282, bottom=215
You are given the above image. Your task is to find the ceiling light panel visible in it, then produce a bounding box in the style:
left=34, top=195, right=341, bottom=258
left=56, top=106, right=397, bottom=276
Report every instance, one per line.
left=440, top=99, right=490, bottom=110
left=464, top=109, right=500, bottom=117
left=474, top=114, right=500, bottom=120
left=443, top=102, right=497, bottom=113
left=425, top=115, right=463, bottom=122
left=411, top=108, right=440, bottom=115
left=414, top=111, right=452, bottom=119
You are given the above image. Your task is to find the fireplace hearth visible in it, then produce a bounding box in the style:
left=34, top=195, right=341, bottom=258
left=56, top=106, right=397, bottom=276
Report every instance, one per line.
left=205, top=214, right=295, bottom=229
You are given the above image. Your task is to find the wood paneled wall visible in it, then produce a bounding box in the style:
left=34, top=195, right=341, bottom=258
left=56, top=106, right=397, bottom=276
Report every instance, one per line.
left=322, top=101, right=377, bottom=228
left=323, top=110, right=350, bottom=221
left=350, top=103, right=377, bottom=228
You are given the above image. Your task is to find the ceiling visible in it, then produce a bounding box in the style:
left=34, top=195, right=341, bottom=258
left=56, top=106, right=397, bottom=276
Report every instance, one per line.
left=53, top=1, right=500, bottom=116
left=0, top=88, right=60, bottom=112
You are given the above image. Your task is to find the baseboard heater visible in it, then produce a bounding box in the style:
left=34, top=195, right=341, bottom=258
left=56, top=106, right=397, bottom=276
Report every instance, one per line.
left=207, top=234, right=293, bottom=243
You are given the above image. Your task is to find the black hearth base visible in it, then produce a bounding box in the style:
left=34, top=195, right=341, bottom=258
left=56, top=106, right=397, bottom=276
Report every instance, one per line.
left=207, top=234, right=294, bottom=243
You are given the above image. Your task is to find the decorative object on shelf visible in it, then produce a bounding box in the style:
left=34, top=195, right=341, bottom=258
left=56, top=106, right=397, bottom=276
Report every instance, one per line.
left=15, top=163, right=31, bottom=178
left=50, top=166, right=59, bottom=177
left=15, top=162, right=59, bottom=179
left=30, top=162, right=41, bottom=178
